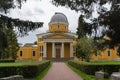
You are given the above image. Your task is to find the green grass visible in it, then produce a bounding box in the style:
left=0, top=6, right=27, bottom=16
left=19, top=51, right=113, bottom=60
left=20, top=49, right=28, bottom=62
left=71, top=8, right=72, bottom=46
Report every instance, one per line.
left=65, top=61, right=110, bottom=80
left=90, top=61, right=120, bottom=65
left=25, top=62, right=52, bottom=80
left=0, top=61, right=46, bottom=67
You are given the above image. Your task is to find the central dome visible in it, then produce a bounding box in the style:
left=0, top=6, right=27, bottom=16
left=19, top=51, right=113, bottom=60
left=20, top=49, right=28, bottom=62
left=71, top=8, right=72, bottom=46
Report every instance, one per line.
left=49, top=12, right=69, bottom=24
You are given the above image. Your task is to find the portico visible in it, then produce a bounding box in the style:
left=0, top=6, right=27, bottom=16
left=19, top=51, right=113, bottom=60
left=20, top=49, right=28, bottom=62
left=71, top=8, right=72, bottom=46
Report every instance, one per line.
left=43, top=39, right=74, bottom=59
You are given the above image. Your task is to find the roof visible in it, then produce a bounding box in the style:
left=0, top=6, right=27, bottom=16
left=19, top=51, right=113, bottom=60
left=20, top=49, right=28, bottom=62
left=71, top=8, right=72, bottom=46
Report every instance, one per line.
left=24, top=43, right=37, bottom=47
left=36, top=32, right=78, bottom=38
left=49, top=12, right=69, bottom=24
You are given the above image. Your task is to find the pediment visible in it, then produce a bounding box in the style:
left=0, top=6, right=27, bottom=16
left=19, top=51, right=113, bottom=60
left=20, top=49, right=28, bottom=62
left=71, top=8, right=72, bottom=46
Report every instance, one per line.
left=43, top=33, right=74, bottom=39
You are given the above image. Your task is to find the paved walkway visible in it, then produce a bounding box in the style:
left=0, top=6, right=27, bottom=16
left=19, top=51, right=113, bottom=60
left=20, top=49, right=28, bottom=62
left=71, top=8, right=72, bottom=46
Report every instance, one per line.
left=42, top=62, right=83, bottom=80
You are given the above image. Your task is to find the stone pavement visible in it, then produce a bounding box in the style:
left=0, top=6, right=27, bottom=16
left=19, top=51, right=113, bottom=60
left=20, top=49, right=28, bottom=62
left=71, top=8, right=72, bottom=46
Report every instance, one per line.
left=42, top=62, right=83, bottom=80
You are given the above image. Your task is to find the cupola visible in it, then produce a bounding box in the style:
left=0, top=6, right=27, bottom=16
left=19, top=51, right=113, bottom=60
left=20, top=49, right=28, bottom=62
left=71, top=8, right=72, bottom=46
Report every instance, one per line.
left=48, top=12, right=69, bottom=32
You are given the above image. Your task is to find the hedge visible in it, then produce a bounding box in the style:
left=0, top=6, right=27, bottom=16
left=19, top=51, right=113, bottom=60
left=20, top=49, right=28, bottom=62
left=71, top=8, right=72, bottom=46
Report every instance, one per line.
left=68, top=60, right=120, bottom=75
left=0, top=60, right=50, bottom=78
left=0, top=60, right=15, bottom=63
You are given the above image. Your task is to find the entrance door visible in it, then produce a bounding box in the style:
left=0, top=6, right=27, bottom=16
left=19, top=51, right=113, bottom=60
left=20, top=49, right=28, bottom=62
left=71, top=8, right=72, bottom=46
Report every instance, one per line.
left=56, top=48, right=60, bottom=58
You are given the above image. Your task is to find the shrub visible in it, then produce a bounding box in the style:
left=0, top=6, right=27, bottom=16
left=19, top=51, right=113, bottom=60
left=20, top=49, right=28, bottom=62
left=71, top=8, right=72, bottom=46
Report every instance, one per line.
left=0, top=60, right=15, bottom=63
left=68, top=60, right=120, bottom=75
left=0, top=60, right=50, bottom=78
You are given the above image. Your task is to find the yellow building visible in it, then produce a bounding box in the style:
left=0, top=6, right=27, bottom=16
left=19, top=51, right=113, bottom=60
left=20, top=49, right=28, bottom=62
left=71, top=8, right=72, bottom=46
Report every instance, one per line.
left=17, top=12, right=120, bottom=61
left=17, top=12, right=77, bottom=61
left=91, top=47, right=120, bottom=61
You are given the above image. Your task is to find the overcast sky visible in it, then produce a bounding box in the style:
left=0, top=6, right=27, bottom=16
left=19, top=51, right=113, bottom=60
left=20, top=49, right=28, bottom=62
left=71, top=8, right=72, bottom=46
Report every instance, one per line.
left=8, top=0, right=80, bottom=44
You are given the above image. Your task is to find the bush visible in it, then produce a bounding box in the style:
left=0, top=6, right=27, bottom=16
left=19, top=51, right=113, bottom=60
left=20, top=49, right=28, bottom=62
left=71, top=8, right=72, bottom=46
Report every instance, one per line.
left=68, top=60, right=120, bottom=75
left=0, top=60, right=50, bottom=78
left=0, top=59, right=15, bottom=63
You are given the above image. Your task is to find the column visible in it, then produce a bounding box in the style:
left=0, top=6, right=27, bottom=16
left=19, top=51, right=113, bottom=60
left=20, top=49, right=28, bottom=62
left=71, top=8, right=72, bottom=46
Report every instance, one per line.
left=43, top=42, right=47, bottom=58
left=61, top=42, right=64, bottom=58
left=52, top=42, right=55, bottom=58
left=70, top=42, right=73, bottom=57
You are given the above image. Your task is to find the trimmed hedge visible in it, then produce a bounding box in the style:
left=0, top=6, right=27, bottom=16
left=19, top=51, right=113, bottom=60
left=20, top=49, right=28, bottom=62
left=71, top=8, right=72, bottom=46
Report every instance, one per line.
left=0, top=60, right=50, bottom=78
left=0, top=60, right=15, bottom=63
left=68, top=60, right=120, bottom=75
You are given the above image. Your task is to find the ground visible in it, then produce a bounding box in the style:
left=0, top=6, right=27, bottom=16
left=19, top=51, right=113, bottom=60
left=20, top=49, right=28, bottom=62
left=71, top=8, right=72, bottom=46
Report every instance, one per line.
left=42, top=62, right=83, bottom=80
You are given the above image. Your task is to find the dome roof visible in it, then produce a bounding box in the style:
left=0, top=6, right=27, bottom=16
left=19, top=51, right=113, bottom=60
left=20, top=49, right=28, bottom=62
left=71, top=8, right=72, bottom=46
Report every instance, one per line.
left=49, top=12, right=69, bottom=24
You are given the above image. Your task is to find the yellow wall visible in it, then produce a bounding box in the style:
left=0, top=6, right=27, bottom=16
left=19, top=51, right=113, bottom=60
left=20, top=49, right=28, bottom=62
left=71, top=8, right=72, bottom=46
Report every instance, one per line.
left=64, top=43, right=70, bottom=58
left=49, top=23, right=68, bottom=32
left=91, top=47, right=120, bottom=61
left=47, top=43, right=52, bottom=59
left=17, top=46, right=40, bottom=60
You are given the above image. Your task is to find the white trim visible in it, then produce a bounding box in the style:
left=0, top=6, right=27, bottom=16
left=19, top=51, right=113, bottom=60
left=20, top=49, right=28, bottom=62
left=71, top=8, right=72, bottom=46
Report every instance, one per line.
left=43, top=39, right=73, bottom=42
left=61, top=42, right=64, bottom=58
left=36, top=32, right=77, bottom=38
left=49, top=22, right=69, bottom=25
left=43, top=42, right=47, bottom=57
left=70, top=42, right=73, bottom=57
left=52, top=42, right=55, bottom=58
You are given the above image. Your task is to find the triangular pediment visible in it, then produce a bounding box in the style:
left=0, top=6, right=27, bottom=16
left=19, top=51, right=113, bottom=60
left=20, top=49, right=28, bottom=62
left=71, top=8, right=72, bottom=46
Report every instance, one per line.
left=43, top=33, right=74, bottom=39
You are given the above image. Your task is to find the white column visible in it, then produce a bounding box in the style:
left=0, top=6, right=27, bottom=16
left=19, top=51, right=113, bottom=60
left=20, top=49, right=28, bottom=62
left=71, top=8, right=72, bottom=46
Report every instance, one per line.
left=52, top=42, right=55, bottom=58
left=61, top=42, right=64, bottom=58
left=43, top=42, right=47, bottom=58
left=70, top=42, right=73, bottom=57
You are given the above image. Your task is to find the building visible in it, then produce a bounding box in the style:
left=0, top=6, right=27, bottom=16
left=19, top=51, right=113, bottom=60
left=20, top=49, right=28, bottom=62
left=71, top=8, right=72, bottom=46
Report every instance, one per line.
left=17, top=12, right=77, bottom=61
left=17, top=12, right=120, bottom=61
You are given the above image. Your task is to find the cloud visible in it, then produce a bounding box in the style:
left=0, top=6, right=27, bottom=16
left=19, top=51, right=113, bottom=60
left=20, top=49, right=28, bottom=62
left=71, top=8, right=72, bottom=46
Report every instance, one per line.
left=34, top=7, right=44, bottom=14
left=8, top=0, right=80, bottom=44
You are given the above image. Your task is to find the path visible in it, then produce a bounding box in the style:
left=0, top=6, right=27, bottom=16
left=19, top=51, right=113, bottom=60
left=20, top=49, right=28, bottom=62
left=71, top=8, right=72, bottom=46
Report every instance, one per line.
left=42, top=62, right=83, bottom=80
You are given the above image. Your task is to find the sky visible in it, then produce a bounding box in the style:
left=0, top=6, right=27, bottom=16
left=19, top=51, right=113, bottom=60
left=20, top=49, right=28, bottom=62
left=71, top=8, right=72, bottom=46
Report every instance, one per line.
left=7, top=0, right=80, bottom=44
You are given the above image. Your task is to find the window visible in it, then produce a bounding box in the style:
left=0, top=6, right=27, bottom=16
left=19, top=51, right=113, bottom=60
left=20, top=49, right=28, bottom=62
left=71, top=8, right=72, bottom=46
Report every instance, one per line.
left=95, top=51, right=98, bottom=56
left=50, top=25, right=52, bottom=30
left=108, top=50, right=110, bottom=56
left=40, top=46, right=43, bottom=51
left=58, top=24, right=60, bottom=30
left=32, top=51, right=35, bottom=56
left=40, top=53, right=43, bottom=56
left=40, top=46, right=43, bottom=56
left=42, top=46, right=43, bottom=51
left=65, top=25, right=66, bottom=30
left=20, top=51, right=22, bottom=56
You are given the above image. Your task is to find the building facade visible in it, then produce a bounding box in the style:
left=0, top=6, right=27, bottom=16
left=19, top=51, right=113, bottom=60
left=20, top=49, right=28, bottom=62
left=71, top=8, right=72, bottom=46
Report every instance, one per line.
left=17, top=12, right=120, bottom=61
left=17, top=12, right=77, bottom=60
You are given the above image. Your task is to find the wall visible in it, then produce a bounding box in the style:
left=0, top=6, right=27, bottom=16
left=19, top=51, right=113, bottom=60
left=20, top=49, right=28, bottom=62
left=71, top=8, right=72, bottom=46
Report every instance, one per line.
left=91, top=47, right=120, bottom=61
left=17, top=46, right=40, bottom=60
left=49, top=23, right=68, bottom=32
left=47, top=43, right=52, bottom=59
left=64, top=43, right=70, bottom=58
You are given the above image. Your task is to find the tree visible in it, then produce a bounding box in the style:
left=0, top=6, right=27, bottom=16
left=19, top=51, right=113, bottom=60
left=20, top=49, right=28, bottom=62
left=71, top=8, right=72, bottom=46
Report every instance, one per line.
left=34, top=41, right=37, bottom=45
left=4, top=28, right=19, bottom=59
left=76, top=15, right=86, bottom=38
left=76, top=37, right=96, bottom=62
left=52, top=0, right=120, bottom=47
left=0, top=0, right=43, bottom=54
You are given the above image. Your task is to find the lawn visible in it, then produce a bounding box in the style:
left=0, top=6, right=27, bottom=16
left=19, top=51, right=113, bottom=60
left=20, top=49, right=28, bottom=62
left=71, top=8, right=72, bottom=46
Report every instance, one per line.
left=0, top=61, right=45, bottom=67
left=90, top=60, right=120, bottom=64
